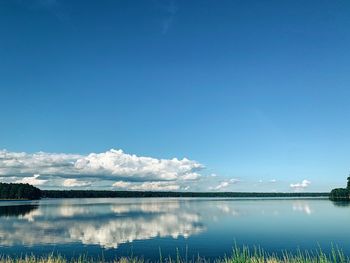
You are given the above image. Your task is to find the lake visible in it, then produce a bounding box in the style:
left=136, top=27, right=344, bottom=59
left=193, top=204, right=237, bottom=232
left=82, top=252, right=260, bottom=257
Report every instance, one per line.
left=0, top=198, right=349, bottom=260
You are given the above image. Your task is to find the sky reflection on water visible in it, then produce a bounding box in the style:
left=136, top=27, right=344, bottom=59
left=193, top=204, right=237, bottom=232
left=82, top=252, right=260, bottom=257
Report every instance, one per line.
left=0, top=198, right=349, bottom=260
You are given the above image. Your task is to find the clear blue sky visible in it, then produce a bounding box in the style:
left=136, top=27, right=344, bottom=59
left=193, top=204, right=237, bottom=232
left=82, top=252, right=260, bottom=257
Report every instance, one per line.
left=1, top=0, right=350, bottom=191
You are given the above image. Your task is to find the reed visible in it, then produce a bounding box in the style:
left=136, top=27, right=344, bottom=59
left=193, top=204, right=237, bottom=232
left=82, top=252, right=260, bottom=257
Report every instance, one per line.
left=0, top=246, right=348, bottom=263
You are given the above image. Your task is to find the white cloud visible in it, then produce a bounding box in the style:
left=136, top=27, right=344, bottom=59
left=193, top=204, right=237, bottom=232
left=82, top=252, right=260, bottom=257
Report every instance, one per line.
left=132, top=182, right=180, bottom=191
left=112, top=181, right=131, bottom=188
left=290, top=180, right=311, bottom=191
left=210, top=178, right=239, bottom=191
left=0, top=149, right=203, bottom=189
left=74, top=149, right=202, bottom=181
left=270, top=179, right=277, bottom=183
left=15, top=174, right=47, bottom=186
left=213, top=181, right=229, bottom=190
left=113, top=181, right=180, bottom=191
left=62, top=179, right=91, bottom=187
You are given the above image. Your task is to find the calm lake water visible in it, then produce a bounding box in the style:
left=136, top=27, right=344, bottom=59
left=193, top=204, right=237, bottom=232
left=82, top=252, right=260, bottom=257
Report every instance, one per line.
left=0, top=198, right=349, bottom=260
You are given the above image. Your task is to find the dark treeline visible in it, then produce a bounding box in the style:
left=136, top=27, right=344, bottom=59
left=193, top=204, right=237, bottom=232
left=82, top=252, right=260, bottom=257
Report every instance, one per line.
left=41, top=190, right=329, bottom=199
left=0, top=183, right=41, bottom=200
left=0, top=183, right=329, bottom=200
left=329, top=176, right=350, bottom=201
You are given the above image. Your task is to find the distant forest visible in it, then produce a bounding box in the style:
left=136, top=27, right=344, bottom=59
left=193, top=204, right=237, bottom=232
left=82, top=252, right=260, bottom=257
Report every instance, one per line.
left=0, top=182, right=329, bottom=200
left=0, top=183, right=41, bottom=200
left=41, top=190, right=329, bottom=199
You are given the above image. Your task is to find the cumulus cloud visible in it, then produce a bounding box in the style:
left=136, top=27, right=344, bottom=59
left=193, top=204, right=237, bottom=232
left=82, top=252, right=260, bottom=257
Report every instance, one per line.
left=74, top=149, right=202, bottom=181
left=0, top=149, right=203, bottom=190
left=15, top=174, right=47, bottom=186
left=290, top=180, right=311, bottom=191
left=209, top=178, right=239, bottom=191
left=63, top=179, right=91, bottom=188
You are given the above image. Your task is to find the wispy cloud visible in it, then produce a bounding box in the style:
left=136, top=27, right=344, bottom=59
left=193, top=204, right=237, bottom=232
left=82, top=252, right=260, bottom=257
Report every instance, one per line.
left=63, top=179, right=92, bottom=188
left=156, top=0, right=178, bottom=34
left=113, top=181, right=180, bottom=191
left=209, top=178, right=240, bottom=191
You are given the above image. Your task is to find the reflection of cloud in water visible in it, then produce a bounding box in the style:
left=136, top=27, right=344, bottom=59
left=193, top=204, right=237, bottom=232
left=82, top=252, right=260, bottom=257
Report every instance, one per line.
left=0, top=200, right=204, bottom=248
left=215, top=202, right=241, bottom=216
left=59, top=206, right=89, bottom=217
left=110, top=200, right=180, bottom=214
left=19, top=209, right=43, bottom=222
left=292, top=201, right=312, bottom=215
left=69, top=213, right=203, bottom=248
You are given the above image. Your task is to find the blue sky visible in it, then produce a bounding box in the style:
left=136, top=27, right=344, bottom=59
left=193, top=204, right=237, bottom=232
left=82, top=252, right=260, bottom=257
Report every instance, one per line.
left=1, top=0, right=350, bottom=192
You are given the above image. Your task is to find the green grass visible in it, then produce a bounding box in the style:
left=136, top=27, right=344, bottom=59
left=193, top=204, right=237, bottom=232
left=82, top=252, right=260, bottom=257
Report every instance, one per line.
left=0, top=246, right=349, bottom=263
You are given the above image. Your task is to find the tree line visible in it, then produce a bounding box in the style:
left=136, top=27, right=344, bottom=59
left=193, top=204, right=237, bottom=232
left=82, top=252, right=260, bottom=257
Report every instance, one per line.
left=329, top=176, right=350, bottom=201
left=0, top=182, right=329, bottom=200
left=42, top=190, right=328, bottom=198
left=0, top=183, right=41, bottom=200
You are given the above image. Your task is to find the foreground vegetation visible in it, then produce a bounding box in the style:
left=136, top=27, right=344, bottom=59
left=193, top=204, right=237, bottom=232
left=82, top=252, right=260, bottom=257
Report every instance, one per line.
left=0, top=246, right=349, bottom=263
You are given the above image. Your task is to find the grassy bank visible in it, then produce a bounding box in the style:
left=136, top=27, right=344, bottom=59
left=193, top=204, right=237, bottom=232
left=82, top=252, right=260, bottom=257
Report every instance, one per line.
left=0, top=246, right=349, bottom=263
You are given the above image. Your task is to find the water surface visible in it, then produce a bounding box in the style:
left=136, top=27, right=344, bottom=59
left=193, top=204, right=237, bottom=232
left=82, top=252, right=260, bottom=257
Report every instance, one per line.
left=0, top=198, right=348, bottom=260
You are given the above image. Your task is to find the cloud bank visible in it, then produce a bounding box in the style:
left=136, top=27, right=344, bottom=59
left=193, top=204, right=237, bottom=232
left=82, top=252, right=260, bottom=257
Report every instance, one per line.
left=0, top=149, right=203, bottom=190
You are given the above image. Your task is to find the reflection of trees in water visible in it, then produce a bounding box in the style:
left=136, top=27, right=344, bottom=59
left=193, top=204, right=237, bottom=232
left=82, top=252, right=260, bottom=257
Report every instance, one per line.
left=331, top=201, right=350, bottom=207
left=0, top=205, right=38, bottom=217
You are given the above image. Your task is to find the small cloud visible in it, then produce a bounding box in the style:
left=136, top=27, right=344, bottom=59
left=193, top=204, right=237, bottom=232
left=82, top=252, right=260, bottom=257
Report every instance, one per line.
left=258, top=179, right=263, bottom=183
left=62, top=179, right=91, bottom=187
left=210, top=178, right=239, bottom=191
left=290, top=180, right=311, bottom=191
left=15, top=174, right=47, bottom=186
left=270, top=179, right=277, bottom=183
left=112, top=181, right=131, bottom=188
left=210, top=173, right=218, bottom=177
left=112, top=181, right=179, bottom=191
left=131, top=182, right=180, bottom=191
left=230, top=178, right=240, bottom=183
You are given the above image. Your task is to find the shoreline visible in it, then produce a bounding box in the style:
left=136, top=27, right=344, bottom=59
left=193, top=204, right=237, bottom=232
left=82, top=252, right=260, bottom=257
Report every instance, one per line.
left=0, top=246, right=347, bottom=263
